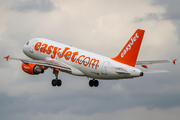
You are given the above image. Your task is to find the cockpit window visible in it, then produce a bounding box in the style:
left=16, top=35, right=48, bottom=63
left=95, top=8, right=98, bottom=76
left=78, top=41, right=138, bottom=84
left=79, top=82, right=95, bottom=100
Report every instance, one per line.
left=26, top=42, right=29, bottom=45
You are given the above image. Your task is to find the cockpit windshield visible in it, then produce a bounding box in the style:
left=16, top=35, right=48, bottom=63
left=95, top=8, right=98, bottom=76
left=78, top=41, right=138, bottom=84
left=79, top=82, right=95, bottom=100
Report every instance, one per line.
left=26, top=41, right=29, bottom=45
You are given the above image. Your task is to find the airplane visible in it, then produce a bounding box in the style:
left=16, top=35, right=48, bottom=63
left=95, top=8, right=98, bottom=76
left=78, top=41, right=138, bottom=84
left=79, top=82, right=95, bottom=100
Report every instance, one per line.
left=4, top=29, right=176, bottom=87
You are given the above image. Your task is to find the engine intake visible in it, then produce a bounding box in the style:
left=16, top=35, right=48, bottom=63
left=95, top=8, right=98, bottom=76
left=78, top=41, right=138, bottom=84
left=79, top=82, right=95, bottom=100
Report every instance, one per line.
left=22, top=62, right=44, bottom=75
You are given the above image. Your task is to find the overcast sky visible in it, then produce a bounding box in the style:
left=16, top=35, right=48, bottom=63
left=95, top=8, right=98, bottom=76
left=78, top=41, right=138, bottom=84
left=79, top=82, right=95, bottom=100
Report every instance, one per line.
left=0, top=0, right=180, bottom=120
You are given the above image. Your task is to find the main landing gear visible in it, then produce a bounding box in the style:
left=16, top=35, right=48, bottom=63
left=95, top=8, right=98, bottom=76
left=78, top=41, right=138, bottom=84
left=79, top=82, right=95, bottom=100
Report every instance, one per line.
left=51, top=69, right=62, bottom=87
left=89, top=79, right=99, bottom=87
left=51, top=68, right=99, bottom=87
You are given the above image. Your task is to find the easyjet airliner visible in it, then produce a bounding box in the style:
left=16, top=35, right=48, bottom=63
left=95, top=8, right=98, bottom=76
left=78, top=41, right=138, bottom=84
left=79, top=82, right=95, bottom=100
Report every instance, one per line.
left=4, top=29, right=176, bottom=87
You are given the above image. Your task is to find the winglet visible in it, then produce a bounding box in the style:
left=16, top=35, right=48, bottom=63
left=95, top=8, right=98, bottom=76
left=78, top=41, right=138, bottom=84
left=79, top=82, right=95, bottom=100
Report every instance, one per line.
left=4, top=55, right=10, bottom=61
left=173, top=59, right=177, bottom=65
left=142, top=65, right=148, bottom=69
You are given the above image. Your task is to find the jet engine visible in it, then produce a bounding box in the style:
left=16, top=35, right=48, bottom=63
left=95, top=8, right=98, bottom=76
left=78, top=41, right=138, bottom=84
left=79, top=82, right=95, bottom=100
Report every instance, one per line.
left=22, top=62, right=44, bottom=75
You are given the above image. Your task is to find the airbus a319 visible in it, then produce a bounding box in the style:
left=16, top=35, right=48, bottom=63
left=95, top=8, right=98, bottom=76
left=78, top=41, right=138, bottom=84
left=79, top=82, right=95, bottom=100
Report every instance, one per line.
left=4, top=29, right=176, bottom=87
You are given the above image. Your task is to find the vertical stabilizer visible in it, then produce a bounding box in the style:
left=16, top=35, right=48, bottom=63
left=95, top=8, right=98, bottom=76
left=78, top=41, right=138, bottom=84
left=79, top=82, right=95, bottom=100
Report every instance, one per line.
left=111, top=29, right=145, bottom=67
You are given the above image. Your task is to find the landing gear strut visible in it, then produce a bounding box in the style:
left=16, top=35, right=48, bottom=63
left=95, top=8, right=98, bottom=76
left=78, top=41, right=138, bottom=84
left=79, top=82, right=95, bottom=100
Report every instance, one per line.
left=89, top=79, right=99, bottom=87
left=52, top=69, right=62, bottom=87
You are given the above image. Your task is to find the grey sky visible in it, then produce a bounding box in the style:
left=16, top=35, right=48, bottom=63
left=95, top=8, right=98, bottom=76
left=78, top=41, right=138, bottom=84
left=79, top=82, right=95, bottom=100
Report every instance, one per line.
left=10, top=0, right=56, bottom=12
left=0, top=0, right=180, bottom=120
left=152, top=0, right=180, bottom=20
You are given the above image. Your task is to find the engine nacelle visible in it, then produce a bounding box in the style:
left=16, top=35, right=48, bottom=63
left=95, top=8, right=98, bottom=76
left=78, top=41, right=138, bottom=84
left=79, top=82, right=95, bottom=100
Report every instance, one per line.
left=22, top=62, right=44, bottom=75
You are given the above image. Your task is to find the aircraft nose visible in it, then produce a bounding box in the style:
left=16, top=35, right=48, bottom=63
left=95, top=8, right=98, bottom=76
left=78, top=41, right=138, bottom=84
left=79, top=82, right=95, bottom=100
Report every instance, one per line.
left=23, top=42, right=29, bottom=54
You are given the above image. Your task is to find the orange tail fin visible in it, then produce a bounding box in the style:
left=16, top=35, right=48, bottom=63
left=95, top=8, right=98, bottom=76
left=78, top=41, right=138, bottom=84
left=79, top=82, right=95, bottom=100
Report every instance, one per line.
left=111, top=29, right=145, bottom=67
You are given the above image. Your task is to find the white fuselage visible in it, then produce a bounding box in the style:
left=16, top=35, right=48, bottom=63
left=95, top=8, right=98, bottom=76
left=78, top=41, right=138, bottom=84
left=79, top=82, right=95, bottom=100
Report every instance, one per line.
left=23, top=38, right=143, bottom=80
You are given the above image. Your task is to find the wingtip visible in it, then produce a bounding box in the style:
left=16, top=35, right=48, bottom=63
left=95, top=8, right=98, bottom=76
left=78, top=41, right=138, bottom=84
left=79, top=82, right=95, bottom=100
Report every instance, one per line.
left=4, top=55, right=10, bottom=61
left=142, top=65, right=148, bottom=69
left=173, top=59, right=177, bottom=65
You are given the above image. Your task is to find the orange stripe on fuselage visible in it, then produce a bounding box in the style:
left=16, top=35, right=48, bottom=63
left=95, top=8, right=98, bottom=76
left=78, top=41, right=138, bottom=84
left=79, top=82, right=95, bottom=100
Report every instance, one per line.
left=34, top=42, right=100, bottom=69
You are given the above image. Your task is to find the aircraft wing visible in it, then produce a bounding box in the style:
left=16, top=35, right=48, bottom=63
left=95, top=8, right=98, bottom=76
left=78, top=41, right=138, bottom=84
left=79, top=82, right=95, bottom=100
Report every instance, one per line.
left=4, top=55, right=71, bottom=71
left=136, top=59, right=176, bottom=70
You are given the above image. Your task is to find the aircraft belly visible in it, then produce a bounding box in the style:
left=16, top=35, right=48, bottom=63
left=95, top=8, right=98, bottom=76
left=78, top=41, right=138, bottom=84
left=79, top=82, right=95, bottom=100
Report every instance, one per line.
left=83, top=69, right=132, bottom=80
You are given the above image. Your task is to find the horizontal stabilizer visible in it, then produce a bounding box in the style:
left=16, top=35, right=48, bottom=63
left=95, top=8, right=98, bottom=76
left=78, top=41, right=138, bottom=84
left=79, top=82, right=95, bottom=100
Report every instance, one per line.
left=143, top=70, right=169, bottom=73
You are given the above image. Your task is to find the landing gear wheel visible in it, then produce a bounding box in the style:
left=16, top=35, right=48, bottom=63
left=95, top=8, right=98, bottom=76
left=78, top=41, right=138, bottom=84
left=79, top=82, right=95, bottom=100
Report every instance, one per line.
left=89, top=79, right=99, bottom=87
left=94, top=80, right=99, bottom=87
left=52, top=79, right=57, bottom=87
left=52, top=68, right=62, bottom=87
left=89, top=80, right=94, bottom=87
left=57, top=79, right=62, bottom=87
left=51, top=79, right=62, bottom=87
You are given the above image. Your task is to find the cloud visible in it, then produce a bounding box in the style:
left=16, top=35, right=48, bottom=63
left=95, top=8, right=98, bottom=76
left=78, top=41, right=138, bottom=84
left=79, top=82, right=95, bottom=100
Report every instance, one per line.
left=134, top=0, right=180, bottom=21
left=10, top=0, right=56, bottom=12
left=0, top=0, right=180, bottom=120
left=150, top=0, right=180, bottom=42
left=2, top=106, right=180, bottom=120
left=133, top=13, right=162, bottom=22
left=152, top=0, right=180, bottom=20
